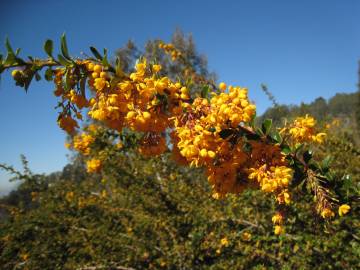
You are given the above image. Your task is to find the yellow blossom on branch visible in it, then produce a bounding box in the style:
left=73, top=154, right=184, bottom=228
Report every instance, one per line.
left=338, top=204, right=351, bottom=216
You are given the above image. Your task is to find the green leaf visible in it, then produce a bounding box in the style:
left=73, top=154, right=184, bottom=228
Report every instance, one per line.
left=44, top=39, right=54, bottom=58
left=245, top=132, right=261, bottom=141
left=102, top=48, right=109, bottom=66
left=44, top=68, right=53, bottom=81
left=321, top=155, right=333, bottom=171
left=201, top=85, right=210, bottom=98
left=65, top=69, right=72, bottom=90
left=303, top=150, right=313, bottom=164
left=208, top=127, right=216, bottom=133
left=249, top=112, right=257, bottom=128
left=256, top=128, right=264, bottom=136
left=90, top=46, right=103, bottom=60
left=295, top=143, right=304, bottom=154
left=60, top=33, right=70, bottom=59
left=57, top=54, right=71, bottom=66
left=5, top=37, right=15, bottom=55
left=261, top=119, right=272, bottom=135
left=281, top=145, right=291, bottom=155
left=219, top=129, right=235, bottom=139
left=272, top=131, right=282, bottom=143
left=15, top=48, right=21, bottom=56
left=4, top=37, right=16, bottom=65
left=24, top=71, right=35, bottom=91
left=34, top=72, right=41, bottom=81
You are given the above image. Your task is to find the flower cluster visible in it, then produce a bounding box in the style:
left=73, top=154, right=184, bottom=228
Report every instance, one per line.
left=73, top=133, right=95, bottom=155
left=272, top=212, right=285, bottom=235
left=86, top=158, right=102, bottom=173
left=287, top=115, right=327, bottom=144
left=84, top=59, right=189, bottom=156
left=248, top=164, right=292, bottom=203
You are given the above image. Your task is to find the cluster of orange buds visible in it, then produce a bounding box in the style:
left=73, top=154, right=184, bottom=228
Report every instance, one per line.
left=67, top=89, right=89, bottom=109
left=57, top=115, right=79, bottom=134
left=158, top=42, right=182, bottom=61
left=52, top=63, right=92, bottom=133
left=286, top=114, right=327, bottom=144
left=53, top=68, right=65, bottom=96
left=84, top=59, right=189, bottom=155
left=86, top=158, right=102, bottom=173
left=248, top=164, right=292, bottom=203
left=272, top=212, right=285, bottom=235
left=172, top=83, right=259, bottom=197
left=72, top=132, right=95, bottom=155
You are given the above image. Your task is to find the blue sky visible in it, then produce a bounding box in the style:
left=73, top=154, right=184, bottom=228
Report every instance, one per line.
left=0, top=0, right=359, bottom=194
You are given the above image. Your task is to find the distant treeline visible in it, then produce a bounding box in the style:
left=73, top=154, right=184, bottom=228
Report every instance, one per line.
left=259, top=92, right=359, bottom=126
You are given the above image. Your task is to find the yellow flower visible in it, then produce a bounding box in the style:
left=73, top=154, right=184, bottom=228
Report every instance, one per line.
left=64, top=142, right=71, bottom=149
left=86, top=158, right=102, bottom=173
left=20, top=253, right=29, bottom=261
left=152, top=64, right=162, bottom=73
left=274, top=225, right=284, bottom=235
left=321, top=208, right=335, bottom=219
left=65, top=191, right=74, bottom=202
left=94, top=77, right=108, bottom=92
left=242, top=232, right=252, bottom=241
left=11, top=69, right=22, bottom=79
left=338, top=204, right=350, bottom=216
left=93, top=64, right=102, bottom=73
left=219, top=82, right=227, bottom=91
left=272, top=213, right=283, bottom=225
left=220, top=237, right=229, bottom=247
left=57, top=115, right=78, bottom=134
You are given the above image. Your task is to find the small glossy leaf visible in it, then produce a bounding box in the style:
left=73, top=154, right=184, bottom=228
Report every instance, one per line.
left=65, top=69, right=72, bottom=90
left=201, top=85, right=210, bottom=98
left=295, top=143, right=304, bottom=154
left=219, top=129, right=235, bottom=139
left=5, top=37, right=15, bottom=55
left=208, top=127, right=216, bottom=133
left=60, top=33, right=70, bottom=59
left=4, top=38, right=16, bottom=65
left=272, top=131, right=282, bottom=143
left=281, top=145, right=291, bottom=155
left=261, top=119, right=272, bottom=135
left=102, top=48, right=109, bottom=66
left=44, top=68, right=53, bottom=81
left=245, top=132, right=261, bottom=141
left=115, top=57, right=123, bottom=76
left=303, top=150, right=313, bottom=164
left=321, top=155, right=333, bottom=171
left=256, top=128, right=264, bottom=136
left=35, top=72, right=41, bottom=81
left=90, top=46, right=102, bottom=60
left=24, top=72, right=35, bottom=91
left=44, top=39, right=54, bottom=58
left=57, top=54, right=71, bottom=66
